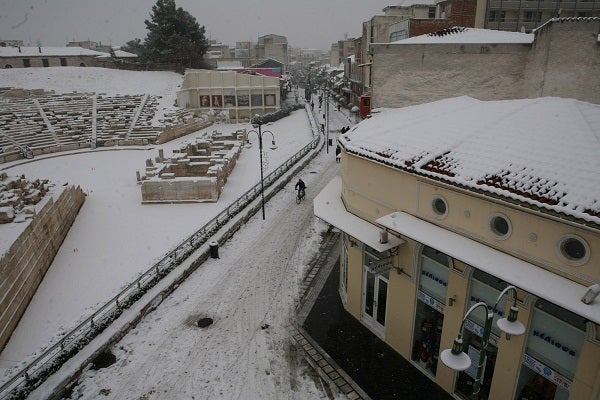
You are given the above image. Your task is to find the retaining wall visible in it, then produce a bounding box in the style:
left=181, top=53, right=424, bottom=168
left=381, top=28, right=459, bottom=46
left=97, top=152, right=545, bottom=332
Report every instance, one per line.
left=156, top=120, right=213, bottom=144
left=0, top=186, right=85, bottom=352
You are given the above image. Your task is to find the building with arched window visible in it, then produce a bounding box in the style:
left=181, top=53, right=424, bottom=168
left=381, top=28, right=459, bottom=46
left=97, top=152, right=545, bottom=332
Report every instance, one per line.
left=314, top=96, right=600, bottom=400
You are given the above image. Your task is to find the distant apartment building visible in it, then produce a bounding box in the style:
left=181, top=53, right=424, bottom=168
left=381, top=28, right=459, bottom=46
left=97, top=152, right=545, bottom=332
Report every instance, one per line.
left=256, top=34, right=288, bottom=66
left=66, top=40, right=113, bottom=53
left=352, top=1, right=462, bottom=107
left=475, top=0, right=598, bottom=31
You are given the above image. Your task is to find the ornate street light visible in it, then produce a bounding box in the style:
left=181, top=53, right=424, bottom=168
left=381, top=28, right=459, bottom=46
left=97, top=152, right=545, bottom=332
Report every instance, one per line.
left=247, top=115, right=277, bottom=220
left=440, top=285, right=526, bottom=400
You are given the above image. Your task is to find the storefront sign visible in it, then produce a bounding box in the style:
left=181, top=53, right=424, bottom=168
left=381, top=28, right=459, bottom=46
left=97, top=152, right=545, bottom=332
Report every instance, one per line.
left=420, top=258, right=449, bottom=304
left=531, top=330, right=577, bottom=357
left=527, top=310, right=584, bottom=375
left=522, top=353, right=571, bottom=391
left=464, top=319, right=499, bottom=347
left=418, top=290, right=445, bottom=313
left=367, top=257, right=392, bottom=275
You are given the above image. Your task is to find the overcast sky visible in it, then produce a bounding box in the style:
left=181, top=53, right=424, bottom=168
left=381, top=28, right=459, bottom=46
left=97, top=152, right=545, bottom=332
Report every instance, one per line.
left=0, top=0, right=395, bottom=51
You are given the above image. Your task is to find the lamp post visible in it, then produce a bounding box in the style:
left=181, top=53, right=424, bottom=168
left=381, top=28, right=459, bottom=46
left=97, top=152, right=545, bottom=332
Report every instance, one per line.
left=247, top=115, right=277, bottom=220
left=440, top=285, right=526, bottom=400
left=325, top=83, right=330, bottom=154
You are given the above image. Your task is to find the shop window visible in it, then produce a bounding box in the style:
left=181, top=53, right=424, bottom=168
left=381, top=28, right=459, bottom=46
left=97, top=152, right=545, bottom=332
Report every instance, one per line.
left=455, top=329, right=497, bottom=400
left=340, top=233, right=349, bottom=302
left=431, top=196, right=448, bottom=218
left=412, top=245, right=451, bottom=376
left=557, top=234, right=589, bottom=266
left=516, top=299, right=586, bottom=400
left=455, top=269, right=507, bottom=400
left=489, top=213, right=511, bottom=239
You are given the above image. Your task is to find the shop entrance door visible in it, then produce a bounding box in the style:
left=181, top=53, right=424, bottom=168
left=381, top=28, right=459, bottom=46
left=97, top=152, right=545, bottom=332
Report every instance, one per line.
left=362, top=268, right=388, bottom=337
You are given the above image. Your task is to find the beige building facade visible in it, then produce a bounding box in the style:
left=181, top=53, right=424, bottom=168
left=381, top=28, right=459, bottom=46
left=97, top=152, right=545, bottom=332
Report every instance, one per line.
left=176, top=70, right=281, bottom=123
left=315, top=97, right=600, bottom=400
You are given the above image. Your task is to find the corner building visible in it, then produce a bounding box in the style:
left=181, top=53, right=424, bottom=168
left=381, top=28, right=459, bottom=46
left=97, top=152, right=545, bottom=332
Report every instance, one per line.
left=314, top=96, right=600, bottom=400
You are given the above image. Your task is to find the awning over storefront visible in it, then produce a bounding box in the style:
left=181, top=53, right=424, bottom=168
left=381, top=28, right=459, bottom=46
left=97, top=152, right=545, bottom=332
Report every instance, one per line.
left=376, top=211, right=600, bottom=324
left=314, top=176, right=404, bottom=253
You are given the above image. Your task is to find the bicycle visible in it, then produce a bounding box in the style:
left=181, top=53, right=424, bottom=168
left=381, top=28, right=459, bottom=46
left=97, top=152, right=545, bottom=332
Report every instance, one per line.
left=296, top=188, right=306, bottom=204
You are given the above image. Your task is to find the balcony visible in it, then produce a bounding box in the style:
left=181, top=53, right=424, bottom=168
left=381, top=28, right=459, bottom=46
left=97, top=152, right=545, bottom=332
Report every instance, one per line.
left=489, top=0, right=599, bottom=10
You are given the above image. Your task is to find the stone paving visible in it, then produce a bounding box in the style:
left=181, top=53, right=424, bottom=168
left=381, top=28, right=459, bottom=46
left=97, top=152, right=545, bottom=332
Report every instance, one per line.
left=293, top=230, right=370, bottom=400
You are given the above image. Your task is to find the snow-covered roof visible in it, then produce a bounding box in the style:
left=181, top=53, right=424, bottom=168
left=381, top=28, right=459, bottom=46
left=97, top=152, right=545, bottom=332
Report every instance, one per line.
left=112, top=49, right=137, bottom=58
left=0, top=46, right=107, bottom=57
left=339, top=96, right=600, bottom=226
left=391, top=27, right=534, bottom=44
left=391, top=0, right=436, bottom=7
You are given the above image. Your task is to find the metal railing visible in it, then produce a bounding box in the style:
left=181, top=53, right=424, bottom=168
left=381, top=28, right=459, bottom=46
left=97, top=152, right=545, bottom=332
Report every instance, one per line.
left=0, top=112, right=321, bottom=399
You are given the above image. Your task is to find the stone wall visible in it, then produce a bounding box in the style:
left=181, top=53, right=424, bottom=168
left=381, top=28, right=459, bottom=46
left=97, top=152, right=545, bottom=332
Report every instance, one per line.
left=155, top=120, right=213, bottom=144
left=0, top=185, right=85, bottom=352
left=371, top=19, right=600, bottom=109
left=522, top=19, right=600, bottom=104
left=372, top=42, right=530, bottom=108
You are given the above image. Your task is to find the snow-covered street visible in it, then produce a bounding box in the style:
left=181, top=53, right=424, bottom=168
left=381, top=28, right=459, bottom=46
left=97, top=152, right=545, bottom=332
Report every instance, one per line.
left=58, top=138, right=341, bottom=399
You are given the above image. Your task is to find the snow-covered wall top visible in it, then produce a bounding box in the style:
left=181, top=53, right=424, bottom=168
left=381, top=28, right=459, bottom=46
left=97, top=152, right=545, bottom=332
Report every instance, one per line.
left=391, top=26, right=534, bottom=44
left=340, top=96, right=600, bottom=226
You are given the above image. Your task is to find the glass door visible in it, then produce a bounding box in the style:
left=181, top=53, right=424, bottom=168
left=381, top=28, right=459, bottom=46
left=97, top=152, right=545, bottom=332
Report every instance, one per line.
left=362, top=268, right=388, bottom=338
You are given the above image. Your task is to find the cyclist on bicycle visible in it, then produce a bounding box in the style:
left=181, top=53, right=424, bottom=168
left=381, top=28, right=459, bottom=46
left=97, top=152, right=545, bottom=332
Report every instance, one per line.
left=295, top=178, right=306, bottom=199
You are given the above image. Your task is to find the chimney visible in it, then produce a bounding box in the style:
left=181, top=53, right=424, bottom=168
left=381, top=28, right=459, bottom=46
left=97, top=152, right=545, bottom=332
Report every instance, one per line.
left=18, top=46, right=21, bottom=53
left=38, top=46, right=41, bottom=53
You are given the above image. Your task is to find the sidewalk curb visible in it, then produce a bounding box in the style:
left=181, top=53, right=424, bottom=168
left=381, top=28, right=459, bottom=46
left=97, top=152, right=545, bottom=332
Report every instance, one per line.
left=294, top=229, right=371, bottom=400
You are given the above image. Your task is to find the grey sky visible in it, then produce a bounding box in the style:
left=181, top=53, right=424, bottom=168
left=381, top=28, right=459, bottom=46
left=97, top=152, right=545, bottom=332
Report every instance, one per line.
left=0, top=0, right=395, bottom=51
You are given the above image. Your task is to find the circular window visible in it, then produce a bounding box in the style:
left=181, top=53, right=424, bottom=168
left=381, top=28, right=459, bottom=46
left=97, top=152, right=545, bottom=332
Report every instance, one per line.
left=431, top=196, right=448, bottom=218
left=489, top=213, right=512, bottom=239
left=557, top=234, right=589, bottom=266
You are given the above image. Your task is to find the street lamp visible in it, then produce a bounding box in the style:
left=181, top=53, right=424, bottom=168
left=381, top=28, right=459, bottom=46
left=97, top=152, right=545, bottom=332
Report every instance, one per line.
left=440, top=285, right=526, bottom=400
left=247, top=115, right=277, bottom=220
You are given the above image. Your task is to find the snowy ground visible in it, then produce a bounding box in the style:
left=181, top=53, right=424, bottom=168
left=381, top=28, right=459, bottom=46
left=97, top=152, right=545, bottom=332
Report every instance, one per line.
left=0, top=70, right=355, bottom=397
left=0, top=110, right=314, bottom=375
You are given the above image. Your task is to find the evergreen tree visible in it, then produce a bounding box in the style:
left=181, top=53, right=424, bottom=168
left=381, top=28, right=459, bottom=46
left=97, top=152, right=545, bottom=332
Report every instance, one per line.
left=143, top=0, right=208, bottom=68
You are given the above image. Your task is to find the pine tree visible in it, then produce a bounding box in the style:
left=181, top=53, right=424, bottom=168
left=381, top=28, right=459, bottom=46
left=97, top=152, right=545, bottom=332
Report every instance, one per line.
left=143, top=0, right=208, bottom=68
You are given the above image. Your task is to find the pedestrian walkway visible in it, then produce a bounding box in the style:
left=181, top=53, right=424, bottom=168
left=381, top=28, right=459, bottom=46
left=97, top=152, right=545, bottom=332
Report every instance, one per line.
left=295, top=230, right=453, bottom=400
